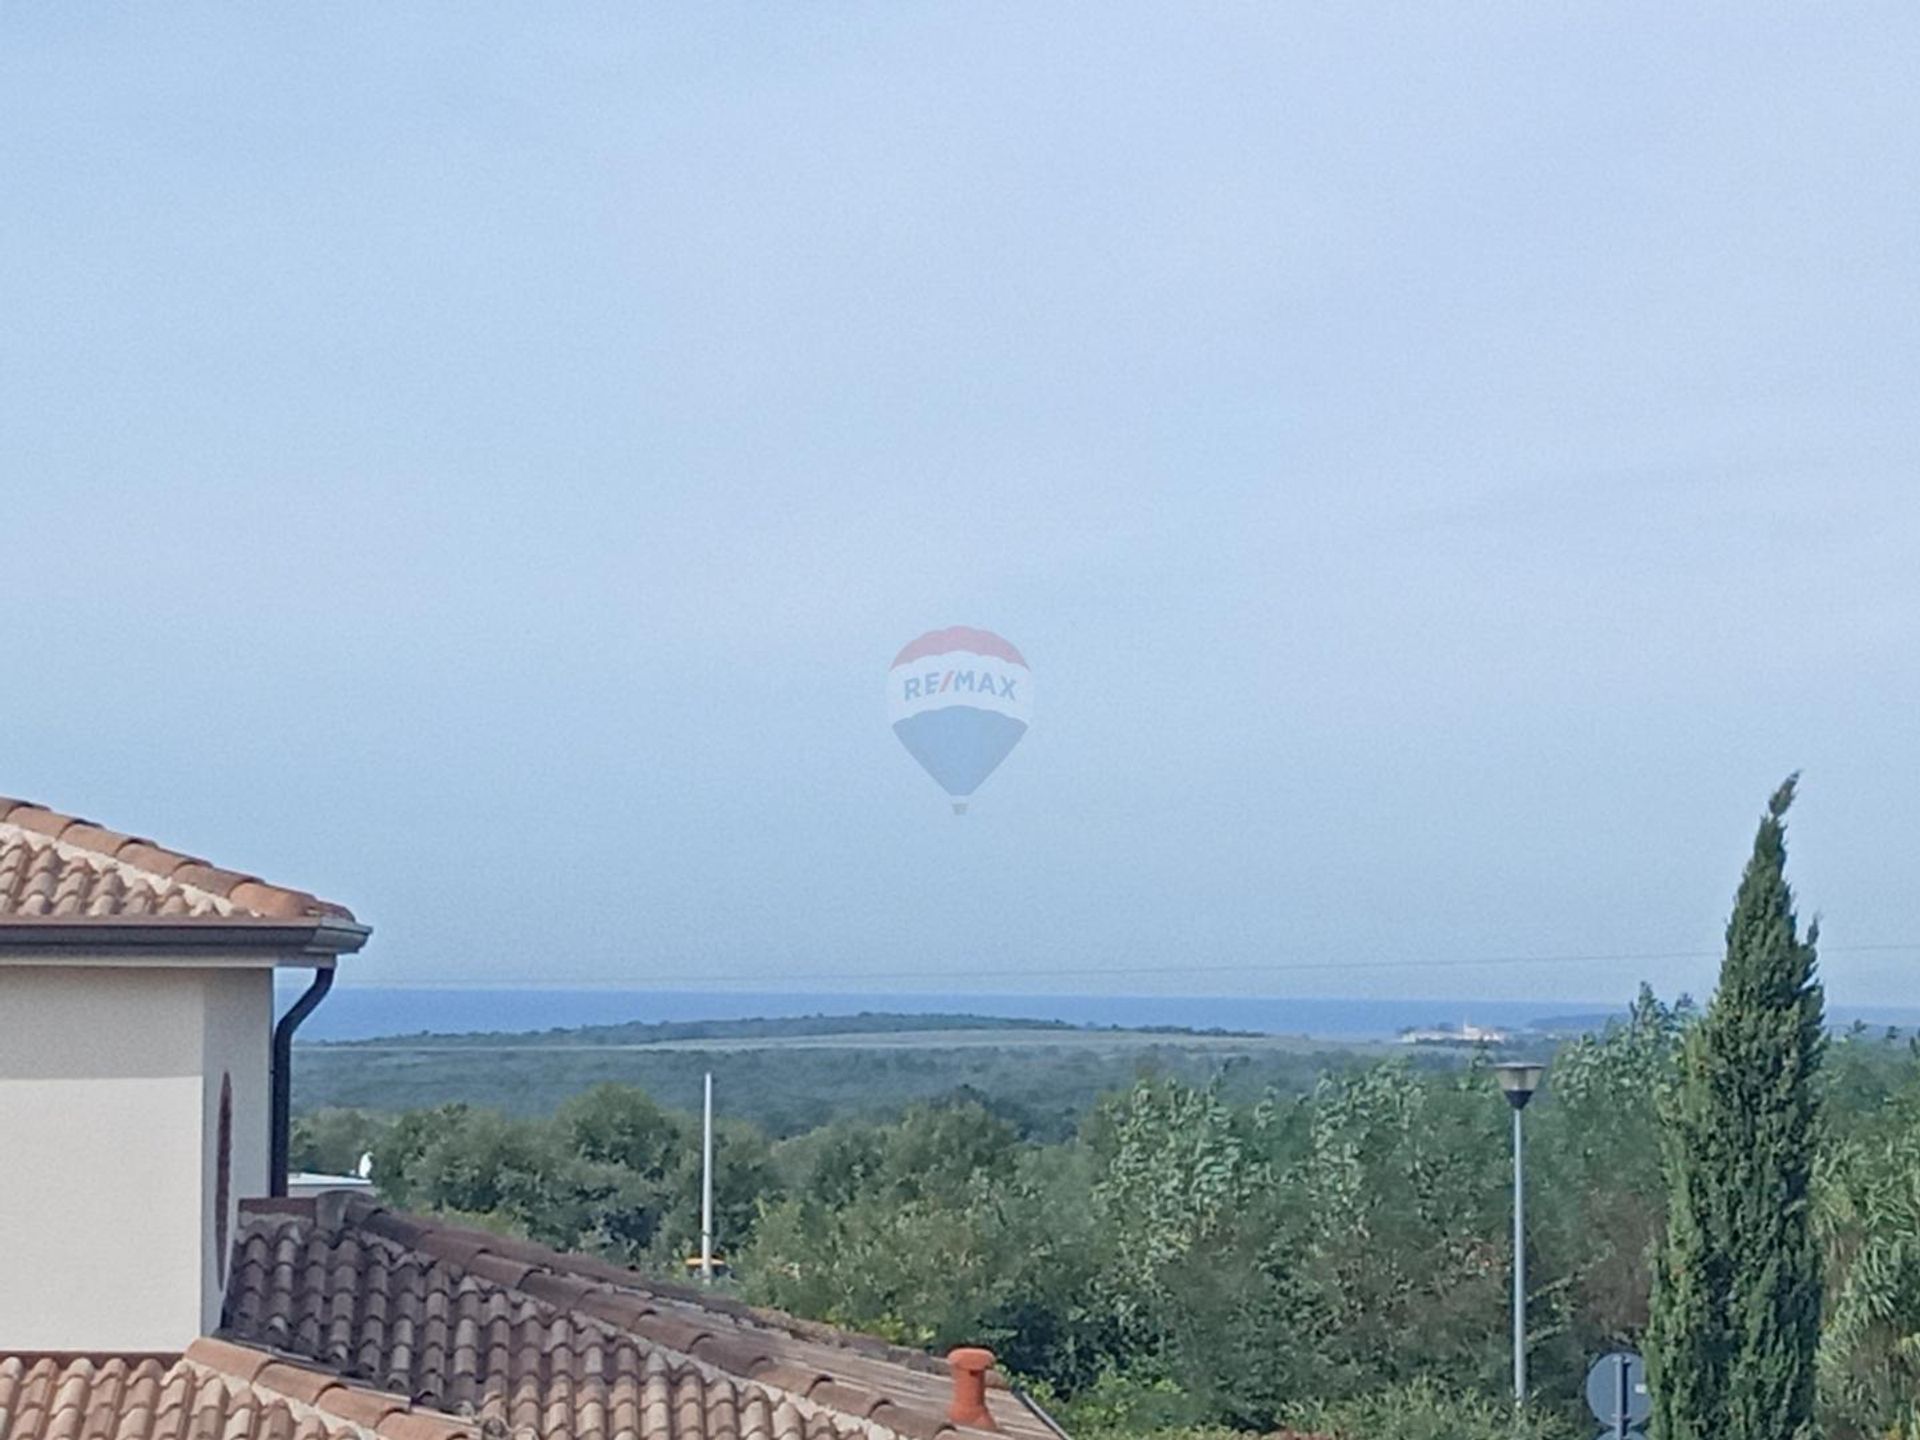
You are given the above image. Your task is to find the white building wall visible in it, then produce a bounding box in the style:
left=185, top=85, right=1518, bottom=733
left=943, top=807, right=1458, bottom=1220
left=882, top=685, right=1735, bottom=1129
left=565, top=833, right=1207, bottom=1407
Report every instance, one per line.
left=198, top=966, right=273, bottom=1334
left=0, top=962, right=277, bottom=1351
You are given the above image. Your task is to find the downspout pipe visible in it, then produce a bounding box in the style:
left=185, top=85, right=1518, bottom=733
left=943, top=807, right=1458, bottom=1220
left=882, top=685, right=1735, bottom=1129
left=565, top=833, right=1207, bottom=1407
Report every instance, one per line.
left=270, top=966, right=335, bottom=1197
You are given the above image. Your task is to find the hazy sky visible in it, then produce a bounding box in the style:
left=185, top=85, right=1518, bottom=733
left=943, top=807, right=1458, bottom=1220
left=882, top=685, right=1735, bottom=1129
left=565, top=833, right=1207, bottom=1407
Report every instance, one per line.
left=3, top=6, right=1915, bottom=1005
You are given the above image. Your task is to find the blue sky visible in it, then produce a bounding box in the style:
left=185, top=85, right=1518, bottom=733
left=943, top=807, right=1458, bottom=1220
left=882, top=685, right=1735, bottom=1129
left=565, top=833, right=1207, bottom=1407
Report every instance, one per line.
left=2, top=6, right=1915, bottom=1004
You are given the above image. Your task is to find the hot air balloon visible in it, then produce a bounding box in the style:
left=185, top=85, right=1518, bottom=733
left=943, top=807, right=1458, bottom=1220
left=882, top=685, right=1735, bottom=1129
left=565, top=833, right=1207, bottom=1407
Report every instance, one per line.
left=888, top=627, right=1031, bottom=814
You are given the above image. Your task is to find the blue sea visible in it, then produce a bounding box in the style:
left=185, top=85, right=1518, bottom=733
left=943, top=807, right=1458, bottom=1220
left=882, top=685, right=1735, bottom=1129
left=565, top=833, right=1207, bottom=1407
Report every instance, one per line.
left=285, top=986, right=1920, bottom=1044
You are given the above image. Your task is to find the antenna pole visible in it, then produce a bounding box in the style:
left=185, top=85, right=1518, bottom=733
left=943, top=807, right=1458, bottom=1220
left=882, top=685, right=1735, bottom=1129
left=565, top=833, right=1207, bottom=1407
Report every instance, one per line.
left=700, top=1071, right=715, bottom=1283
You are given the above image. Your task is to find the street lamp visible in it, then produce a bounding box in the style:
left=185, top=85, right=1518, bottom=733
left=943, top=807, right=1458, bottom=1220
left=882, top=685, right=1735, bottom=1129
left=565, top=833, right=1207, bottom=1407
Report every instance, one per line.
left=1495, top=1062, right=1546, bottom=1408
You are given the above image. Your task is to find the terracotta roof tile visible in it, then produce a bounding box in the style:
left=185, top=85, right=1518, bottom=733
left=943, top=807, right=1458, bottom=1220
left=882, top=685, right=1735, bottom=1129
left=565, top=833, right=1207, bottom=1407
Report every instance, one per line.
left=0, top=1350, right=474, bottom=1440
left=688, top=1333, right=777, bottom=1379
left=54, top=822, right=141, bottom=856
left=0, top=802, right=356, bottom=926
left=863, top=1403, right=960, bottom=1440
left=752, top=1365, right=834, bottom=1400
left=453, top=1252, right=535, bottom=1291
left=805, top=1382, right=888, bottom=1421
left=309, top=1385, right=406, bottom=1431
left=192, top=1338, right=277, bottom=1383
left=112, top=842, right=197, bottom=881
left=515, top=1272, right=597, bottom=1311
left=169, top=863, right=259, bottom=900
left=378, top=1414, right=472, bottom=1440
left=219, top=1198, right=1057, bottom=1440
left=253, top=1362, right=347, bottom=1407
left=0, top=804, right=81, bottom=841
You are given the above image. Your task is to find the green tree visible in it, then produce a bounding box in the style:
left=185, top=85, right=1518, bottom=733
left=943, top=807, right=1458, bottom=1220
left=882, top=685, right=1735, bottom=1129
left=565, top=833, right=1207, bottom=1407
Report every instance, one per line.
left=1285, top=1061, right=1513, bottom=1400
left=1814, top=1049, right=1920, bottom=1439
left=1649, top=778, right=1825, bottom=1440
left=289, top=1107, right=390, bottom=1175
left=1535, top=986, right=1692, bottom=1351
left=1092, top=1078, right=1258, bottom=1336
left=369, top=1092, right=708, bottom=1264
left=741, top=1103, right=1105, bottom=1383
left=1817, top=1122, right=1920, bottom=1437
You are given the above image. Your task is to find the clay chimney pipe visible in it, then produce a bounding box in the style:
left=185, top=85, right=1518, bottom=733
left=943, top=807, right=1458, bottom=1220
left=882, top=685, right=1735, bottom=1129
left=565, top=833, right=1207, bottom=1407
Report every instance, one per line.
left=947, top=1347, right=998, bottom=1431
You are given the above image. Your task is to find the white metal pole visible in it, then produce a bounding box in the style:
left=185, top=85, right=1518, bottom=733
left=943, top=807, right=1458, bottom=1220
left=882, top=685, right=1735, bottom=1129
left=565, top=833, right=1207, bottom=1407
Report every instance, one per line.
left=1512, top=1103, right=1526, bottom=1406
left=700, top=1072, right=715, bottom=1282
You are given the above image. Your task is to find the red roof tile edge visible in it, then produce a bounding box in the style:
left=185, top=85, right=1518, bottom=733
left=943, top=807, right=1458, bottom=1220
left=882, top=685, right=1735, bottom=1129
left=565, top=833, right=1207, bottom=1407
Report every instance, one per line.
left=344, top=1199, right=964, bottom=1381
left=235, top=1194, right=1051, bottom=1440
left=184, top=1338, right=477, bottom=1440
left=0, top=1345, right=475, bottom=1440
left=276, top=1195, right=967, bottom=1383
left=0, top=799, right=358, bottom=924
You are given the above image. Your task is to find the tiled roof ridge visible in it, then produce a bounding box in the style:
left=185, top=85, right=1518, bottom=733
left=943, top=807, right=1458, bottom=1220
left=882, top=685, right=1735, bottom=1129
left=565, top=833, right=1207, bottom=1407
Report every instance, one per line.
left=228, top=1198, right=1045, bottom=1440
left=0, top=1346, right=470, bottom=1440
left=339, top=1199, right=960, bottom=1381
left=184, top=1337, right=477, bottom=1440
left=0, top=799, right=355, bottom=922
left=234, top=1207, right=947, bottom=1440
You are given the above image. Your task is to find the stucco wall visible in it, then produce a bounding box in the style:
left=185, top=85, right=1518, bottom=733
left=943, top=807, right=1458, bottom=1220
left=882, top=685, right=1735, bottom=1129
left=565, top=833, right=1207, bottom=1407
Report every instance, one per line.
left=0, top=963, right=274, bottom=1351
left=199, top=966, right=273, bottom=1334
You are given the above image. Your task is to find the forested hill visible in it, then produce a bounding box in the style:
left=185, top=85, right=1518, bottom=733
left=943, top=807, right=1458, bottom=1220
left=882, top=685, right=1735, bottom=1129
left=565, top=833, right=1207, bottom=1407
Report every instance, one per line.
left=310, top=1010, right=1089, bottom=1049
left=294, top=1011, right=1393, bottom=1136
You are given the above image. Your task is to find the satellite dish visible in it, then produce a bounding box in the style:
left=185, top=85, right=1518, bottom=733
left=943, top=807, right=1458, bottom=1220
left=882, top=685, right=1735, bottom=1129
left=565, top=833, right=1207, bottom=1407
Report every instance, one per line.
left=887, top=627, right=1031, bottom=813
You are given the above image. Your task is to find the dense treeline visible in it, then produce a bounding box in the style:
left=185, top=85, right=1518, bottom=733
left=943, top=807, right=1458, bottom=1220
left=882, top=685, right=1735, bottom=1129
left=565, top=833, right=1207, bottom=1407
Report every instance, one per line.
left=294, top=1031, right=1420, bottom=1139
left=291, top=997, right=1920, bottom=1440
left=328, top=1012, right=1081, bottom=1047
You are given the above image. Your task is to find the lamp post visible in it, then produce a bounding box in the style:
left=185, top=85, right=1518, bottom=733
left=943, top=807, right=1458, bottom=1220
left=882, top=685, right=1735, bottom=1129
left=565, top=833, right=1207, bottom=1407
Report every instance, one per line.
left=1495, top=1061, right=1545, bottom=1408
left=700, top=1071, right=715, bottom=1283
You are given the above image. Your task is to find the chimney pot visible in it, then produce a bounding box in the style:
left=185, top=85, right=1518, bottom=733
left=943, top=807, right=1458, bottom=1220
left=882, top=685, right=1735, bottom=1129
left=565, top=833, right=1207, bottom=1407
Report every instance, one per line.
left=946, top=1348, right=998, bottom=1431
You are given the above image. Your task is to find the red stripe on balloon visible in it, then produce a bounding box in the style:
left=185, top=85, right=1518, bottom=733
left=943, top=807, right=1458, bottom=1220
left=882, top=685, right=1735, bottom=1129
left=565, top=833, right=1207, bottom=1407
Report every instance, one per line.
left=890, top=626, right=1029, bottom=669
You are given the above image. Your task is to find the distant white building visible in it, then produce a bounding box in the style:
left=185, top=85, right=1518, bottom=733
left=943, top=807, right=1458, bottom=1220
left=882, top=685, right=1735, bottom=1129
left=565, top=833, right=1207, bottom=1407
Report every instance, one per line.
left=1398, top=1020, right=1513, bottom=1045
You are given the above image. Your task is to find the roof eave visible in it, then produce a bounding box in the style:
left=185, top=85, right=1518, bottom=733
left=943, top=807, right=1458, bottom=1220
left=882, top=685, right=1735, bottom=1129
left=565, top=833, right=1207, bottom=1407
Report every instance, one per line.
left=0, top=916, right=371, bottom=959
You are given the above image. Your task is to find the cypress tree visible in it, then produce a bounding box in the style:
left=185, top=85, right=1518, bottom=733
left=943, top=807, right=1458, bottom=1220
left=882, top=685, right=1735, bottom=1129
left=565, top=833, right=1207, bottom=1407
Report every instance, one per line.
left=1648, top=776, right=1825, bottom=1440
